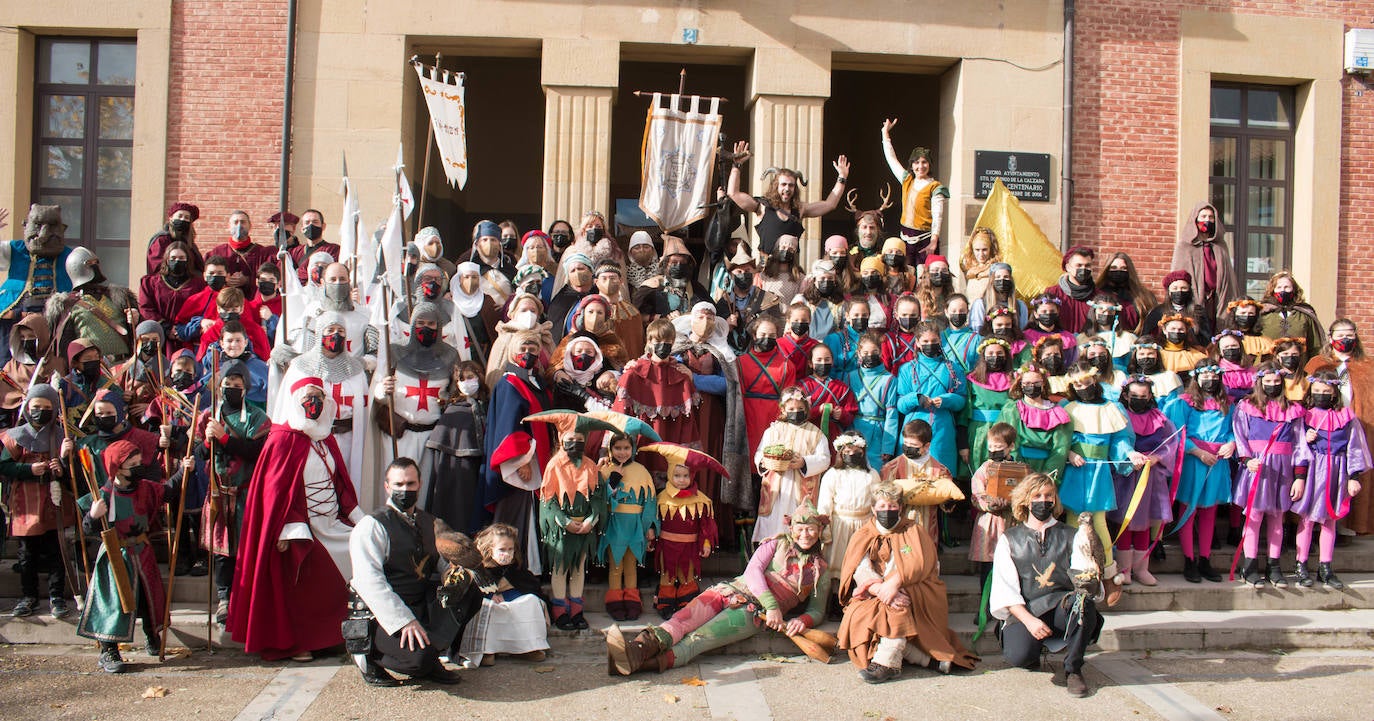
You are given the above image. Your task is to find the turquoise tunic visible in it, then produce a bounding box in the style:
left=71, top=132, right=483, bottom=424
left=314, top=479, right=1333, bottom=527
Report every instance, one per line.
left=846, top=364, right=901, bottom=468
left=824, top=327, right=863, bottom=375
left=1163, top=394, right=1236, bottom=511
left=1059, top=400, right=1137, bottom=513
left=597, top=461, right=659, bottom=564
left=941, top=327, right=981, bottom=378
left=895, top=353, right=967, bottom=473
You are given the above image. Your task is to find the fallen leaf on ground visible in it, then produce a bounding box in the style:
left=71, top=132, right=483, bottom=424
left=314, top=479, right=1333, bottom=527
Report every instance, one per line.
left=757, top=653, right=795, bottom=663
left=533, top=665, right=555, bottom=673
left=142, top=686, right=169, bottom=699
left=680, top=676, right=707, bottom=687
left=663, top=693, right=680, bottom=704
left=1216, top=706, right=1233, bottom=714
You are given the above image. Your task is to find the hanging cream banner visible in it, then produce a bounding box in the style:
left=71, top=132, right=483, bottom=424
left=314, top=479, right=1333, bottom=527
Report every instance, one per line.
left=639, top=93, right=722, bottom=232
left=414, top=63, right=469, bottom=190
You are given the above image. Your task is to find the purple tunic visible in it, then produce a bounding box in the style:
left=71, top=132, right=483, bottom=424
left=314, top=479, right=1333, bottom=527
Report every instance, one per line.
left=1291, top=408, right=1373, bottom=523
left=1110, top=409, right=1178, bottom=530
left=1232, top=400, right=1310, bottom=515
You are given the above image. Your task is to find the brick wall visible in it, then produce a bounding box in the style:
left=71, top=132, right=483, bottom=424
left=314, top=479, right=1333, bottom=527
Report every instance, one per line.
left=1071, top=0, right=1374, bottom=335
left=164, top=1, right=287, bottom=252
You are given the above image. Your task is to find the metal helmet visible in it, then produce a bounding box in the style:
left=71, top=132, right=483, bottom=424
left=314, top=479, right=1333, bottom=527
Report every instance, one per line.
left=65, top=246, right=100, bottom=287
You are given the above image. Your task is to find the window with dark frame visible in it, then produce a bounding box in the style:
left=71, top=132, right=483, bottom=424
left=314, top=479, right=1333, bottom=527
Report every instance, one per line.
left=1208, top=83, right=1296, bottom=300
left=32, top=37, right=136, bottom=285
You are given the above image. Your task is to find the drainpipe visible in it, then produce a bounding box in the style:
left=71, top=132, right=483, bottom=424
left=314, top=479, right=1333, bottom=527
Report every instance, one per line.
left=278, top=0, right=298, bottom=245
left=1061, top=0, right=1075, bottom=251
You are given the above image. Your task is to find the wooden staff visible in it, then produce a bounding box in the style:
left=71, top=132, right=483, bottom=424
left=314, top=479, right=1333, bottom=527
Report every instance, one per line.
left=381, top=283, right=400, bottom=458
left=75, top=447, right=136, bottom=615
left=50, top=374, right=92, bottom=588
left=204, top=349, right=222, bottom=654
left=158, top=384, right=198, bottom=660
left=413, top=52, right=440, bottom=237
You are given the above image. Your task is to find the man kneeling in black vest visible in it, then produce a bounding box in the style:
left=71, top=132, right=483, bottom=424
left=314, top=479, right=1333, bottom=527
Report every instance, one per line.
left=348, top=457, right=471, bottom=686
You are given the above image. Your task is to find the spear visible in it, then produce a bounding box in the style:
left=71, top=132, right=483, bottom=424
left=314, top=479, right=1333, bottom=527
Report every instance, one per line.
left=158, top=380, right=199, bottom=660
left=204, top=349, right=222, bottom=654
left=49, top=373, right=91, bottom=592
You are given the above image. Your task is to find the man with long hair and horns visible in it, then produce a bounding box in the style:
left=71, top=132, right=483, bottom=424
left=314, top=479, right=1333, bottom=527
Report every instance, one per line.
left=725, top=141, right=851, bottom=257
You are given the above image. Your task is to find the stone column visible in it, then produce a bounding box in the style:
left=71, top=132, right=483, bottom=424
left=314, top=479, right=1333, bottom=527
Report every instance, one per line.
left=541, top=39, right=619, bottom=227
left=746, top=48, right=831, bottom=262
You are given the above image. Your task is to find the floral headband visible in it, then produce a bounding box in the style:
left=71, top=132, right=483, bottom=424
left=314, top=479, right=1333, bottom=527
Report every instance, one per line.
left=1275, top=336, right=1307, bottom=350
left=1122, top=373, right=1155, bottom=389
left=1012, top=362, right=1046, bottom=380
left=780, top=386, right=807, bottom=403
left=1065, top=366, right=1100, bottom=385
left=1079, top=337, right=1108, bottom=349
left=1306, top=375, right=1345, bottom=387
left=1254, top=368, right=1285, bottom=379
left=1193, top=363, right=1222, bottom=376
left=978, top=337, right=1011, bottom=354
left=1212, top=329, right=1244, bottom=344
left=1226, top=298, right=1261, bottom=313
left=1088, top=298, right=1122, bottom=312
left=1031, top=294, right=1062, bottom=308
left=1159, top=313, right=1195, bottom=328
left=834, top=432, right=867, bottom=450
left=987, top=306, right=1016, bottom=319
left=1133, top=341, right=1161, bottom=351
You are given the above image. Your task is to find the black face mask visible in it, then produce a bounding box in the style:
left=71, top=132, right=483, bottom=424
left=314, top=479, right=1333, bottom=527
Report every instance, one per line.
left=258, top=280, right=277, bottom=296
left=1165, top=331, right=1187, bottom=346
left=753, top=337, right=777, bottom=353
left=501, top=236, right=518, bottom=252
left=1273, top=289, right=1296, bottom=305
left=138, top=340, right=157, bottom=358
left=883, top=254, right=905, bottom=270
left=859, top=353, right=883, bottom=369
left=993, top=327, right=1015, bottom=340
left=987, top=449, right=1009, bottom=463
left=812, top=362, right=832, bottom=378
left=1138, top=357, right=1161, bottom=374
left=896, top=316, right=918, bottom=333
left=1170, top=290, right=1193, bottom=307
left=1311, top=393, right=1337, bottom=410
left=875, top=508, right=902, bottom=529
left=992, top=278, right=1014, bottom=295
left=784, top=410, right=808, bottom=425
left=570, top=353, right=595, bottom=371
left=1095, top=313, right=1116, bottom=329
left=903, top=445, right=925, bottom=460
left=919, top=342, right=943, bottom=359
left=829, top=254, right=848, bottom=270
left=985, top=355, right=1007, bottom=372
left=323, top=332, right=346, bottom=354
left=790, top=321, right=810, bottom=337
left=775, top=250, right=796, bottom=264
left=928, top=271, right=949, bottom=286
left=1127, top=396, right=1153, bottom=414
left=172, top=371, right=194, bottom=390
left=223, top=387, right=245, bottom=409
left=1089, top=355, right=1112, bottom=375
left=94, top=415, right=119, bottom=435
left=862, top=275, right=884, bottom=291
left=667, top=264, right=689, bottom=280
left=302, top=396, right=324, bottom=420
left=166, top=259, right=188, bottom=277
left=585, top=227, right=602, bottom=244
left=1197, top=219, right=1216, bottom=236
left=220, top=311, right=241, bottom=323
left=562, top=439, right=585, bottom=457
left=302, top=225, right=322, bottom=242
left=80, top=359, right=101, bottom=380
left=1040, top=355, right=1064, bottom=374
left=1036, top=313, right=1059, bottom=329
left=850, top=317, right=869, bottom=333
left=1199, top=378, right=1222, bottom=395
left=1075, top=384, right=1103, bottom=403
left=170, top=218, right=192, bottom=235
left=1235, top=314, right=1257, bottom=330
left=28, top=408, right=53, bottom=426
left=20, top=338, right=39, bottom=360
left=652, top=342, right=673, bottom=360
left=390, top=489, right=419, bottom=511
left=840, top=451, right=866, bottom=468
left=732, top=272, right=753, bottom=290
left=1021, top=383, right=1045, bottom=399
left=207, top=275, right=227, bottom=291
left=947, top=312, right=968, bottom=329
left=817, top=280, right=838, bottom=296
left=1261, top=383, right=1284, bottom=399
left=1279, top=355, right=1301, bottom=371
left=1072, top=267, right=1094, bottom=285
left=420, top=280, right=441, bottom=299
left=1105, top=269, right=1129, bottom=287
left=550, top=232, right=572, bottom=250
left=1029, top=500, right=1055, bottom=522
left=414, top=326, right=439, bottom=347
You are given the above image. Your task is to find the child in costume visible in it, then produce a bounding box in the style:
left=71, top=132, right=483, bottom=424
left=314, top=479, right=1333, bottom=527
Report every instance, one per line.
left=753, top=387, right=830, bottom=543
left=1292, top=371, right=1371, bottom=589
left=816, top=432, right=879, bottom=618
left=0, top=384, right=73, bottom=619
left=1233, top=362, right=1311, bottom=588
left=455, top=522, right=550, bottom=667
left=1165, top=360, right=1236, bottom=583
left=1078, top=294, right=1136, bottom=372
left=1023, top=294, right=1078, bottom=366
left=1158, top=315, right=1209, bottom=378
left=960, top=337, right=1013, bottom=475
left=1060, top=361, right=1143, bottom=603
left=76, top=440, right=189, bottom=673
left=797, top=343, right=858, bottom=444
left=880, top=419, right=956, bottom=537
left=643, top=442, right=721, bottom=618
left=1126, top=341, right=1183, bottom=401
left=894, top=321, right=966, bottom=480
left=527, top=411, right=617, bottom=631
left=968, top=422, right=1019, bottom=580
left=607, top=498, right=829, bottom=676
left=996, top=363, right=1072, bottom=477
left=846, top=332, right=900, bottom=468
left=613, top=319, right=700, bottom=485
left=1112, top=376, right=1180, bottom=587
left=599, top=432, right=659, bottom=622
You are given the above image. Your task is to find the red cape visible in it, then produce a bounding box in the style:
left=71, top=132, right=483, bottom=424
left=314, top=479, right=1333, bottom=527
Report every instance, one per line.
left=227, top=423, right=358, bottom=659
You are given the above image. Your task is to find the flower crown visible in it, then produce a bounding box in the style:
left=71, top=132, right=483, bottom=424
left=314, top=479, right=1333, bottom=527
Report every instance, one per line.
left=780, top=386, right=807, bottom=403
left=1212, top=329, right=1244, bottom=343
left=1306, top=375, right=1345, bottom=387
left=1031, top=294, right=1062, bottom=308
left=1079, top=337, right=1108, bottom=349
left=1254, top=367, right=1285, bottom=379
left=1275, top=336, right=1307, bottom=350
left=1133, top=341, right=1161, bottom=351
left=1064, top=366, right=1100, bottom=385
left=978, top=337, right=1011, bottom=354
left=834, top=432, right=867, bottom=449
left=1226, top=298, right=1261, bottom=313
left=1122, top=373, right=1155, bottom=389
left=987, top=306, right=1016, bottom=319
left=1193, top=363, right=1222, bottom=376
left=1159, top=313, right=1195, bottom=328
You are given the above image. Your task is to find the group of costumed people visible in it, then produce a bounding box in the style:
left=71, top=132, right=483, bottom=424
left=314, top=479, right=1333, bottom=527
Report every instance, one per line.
left=1, top=119, right=1370, bottom=697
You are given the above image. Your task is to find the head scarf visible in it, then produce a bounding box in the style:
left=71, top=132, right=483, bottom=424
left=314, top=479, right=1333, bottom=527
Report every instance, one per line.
left=285, top=376, right=334, bottom=441
left=9, top=384, right=61, bottom=453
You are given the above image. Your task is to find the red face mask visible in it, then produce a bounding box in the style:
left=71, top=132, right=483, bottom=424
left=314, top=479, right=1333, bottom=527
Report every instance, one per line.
left=301, top=396, right=324, bottom=420
left=1333, top=337, right=1356, bottom=353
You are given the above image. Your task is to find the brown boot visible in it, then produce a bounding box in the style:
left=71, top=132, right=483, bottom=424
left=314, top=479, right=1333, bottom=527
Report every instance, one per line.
left=606, top=625, right=666, bottom=676
left=623, top=588, right=643, bottom=620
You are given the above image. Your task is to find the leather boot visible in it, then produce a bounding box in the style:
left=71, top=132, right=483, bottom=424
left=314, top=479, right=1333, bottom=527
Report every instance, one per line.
left=1319, top=563, right=1346, bottom=590
left=1241, top=556, right=1265, bottom=587
left=606, top=625, right=666, bottom=676
left=1197, top=556, right=1222, bottom=582
left=1182, top=556, right=1201, bottom=584
left=623, top=588, right=643, bottom=620
left=1132, top=548, right=1157, bottom=586
left=1293, top=561, right=1314, bottom=588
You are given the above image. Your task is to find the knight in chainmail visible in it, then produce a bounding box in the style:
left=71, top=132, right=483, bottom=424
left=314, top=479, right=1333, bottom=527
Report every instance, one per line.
left=272, top=261, right=378, bottom=375
left=387, top=263, right=455, bottom=347
left=371, top=302, right=457, bottom=509
left=278, top=310, right=370, bottom=495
